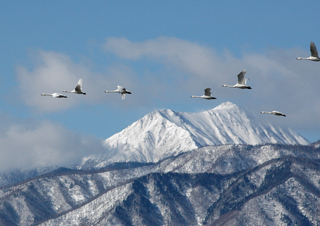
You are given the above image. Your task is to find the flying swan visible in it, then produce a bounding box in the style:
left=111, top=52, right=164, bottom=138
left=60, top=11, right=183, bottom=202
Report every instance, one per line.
left=105, top=86, right=131, bottom=100
left=222, top=70, right=252, bottom=89
left=63, top=79, right=86, bottom=95
left=41, top=93, right=67, bottom=98
left=260, top=111, right=286, bottom=117
left=191, top=88, right=216, bottom=100
left=296, top=42, right=320, bottom=61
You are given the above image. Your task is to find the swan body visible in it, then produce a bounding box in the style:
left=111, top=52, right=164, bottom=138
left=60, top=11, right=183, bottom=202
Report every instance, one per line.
left=261, top=111, right=286, bottom=117
left=296, top=42, right=320, bottom=61
left=105, top=86, right=131, bottom=100
left=191, top=88, right=216, bottom=100
left=41, top=93, right=67, bottom=98
left=63, top=79, right=86, bottom=95
left=222, top=70, right=252, bottom=89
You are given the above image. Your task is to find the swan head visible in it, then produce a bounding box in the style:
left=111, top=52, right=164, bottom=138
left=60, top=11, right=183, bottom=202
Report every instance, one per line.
left=222, top=85, right=227, bottom=87
left=296, top=57, right=302, bottom=60
left=191, top=95, right=195, bottom=98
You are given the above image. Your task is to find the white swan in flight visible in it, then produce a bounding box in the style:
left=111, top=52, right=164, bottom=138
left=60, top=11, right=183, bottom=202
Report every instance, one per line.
left=41, top=93, right=67, bottom=98
left=105, top=86, right=131, bottom=100
left=260, top=111, right=286, bottom=117
left=222, top=70, right=252, bottom=89
left=63, top=79, right=86, bottom=95
left=191, top=88, right=216, bottom=100
left=296, top=42, right=320, bottom=61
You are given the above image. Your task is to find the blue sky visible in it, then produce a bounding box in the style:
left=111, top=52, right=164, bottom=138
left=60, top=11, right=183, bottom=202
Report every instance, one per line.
left=0, top=1, right=320, bottom=171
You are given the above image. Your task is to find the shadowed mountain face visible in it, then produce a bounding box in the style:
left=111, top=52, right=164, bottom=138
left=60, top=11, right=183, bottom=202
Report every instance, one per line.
left=0, top=143, right=319, bottom=226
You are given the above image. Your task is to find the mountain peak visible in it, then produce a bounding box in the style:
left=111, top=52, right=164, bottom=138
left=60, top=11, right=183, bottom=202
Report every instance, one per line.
left=99, top=102, right=309, bottom=165
left=213, top=101, right=238, bottom=110
left=157, top=108, right=176, bottom=118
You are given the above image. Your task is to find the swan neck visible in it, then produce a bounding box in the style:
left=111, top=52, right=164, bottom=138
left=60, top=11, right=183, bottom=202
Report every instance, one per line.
left=297, top=57, right=308, bottom=60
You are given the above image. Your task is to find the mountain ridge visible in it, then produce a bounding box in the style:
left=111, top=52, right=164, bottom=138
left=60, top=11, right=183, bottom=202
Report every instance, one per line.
left=1, top=143, right=319, bottom=226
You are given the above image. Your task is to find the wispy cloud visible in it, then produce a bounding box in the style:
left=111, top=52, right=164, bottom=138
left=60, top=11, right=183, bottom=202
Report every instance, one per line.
left=104, top=37, right=218, bottom=77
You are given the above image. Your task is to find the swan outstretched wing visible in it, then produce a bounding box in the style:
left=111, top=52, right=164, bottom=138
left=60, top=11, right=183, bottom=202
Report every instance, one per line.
left=75, top=79, right=83, bottom=92
left=310, top=42, right=319, bottom=57
left=237, top=70, right=246, bottom=85
left=204, top=88, right=211, bottom=96
left=117, top=86, right=123, bottom=92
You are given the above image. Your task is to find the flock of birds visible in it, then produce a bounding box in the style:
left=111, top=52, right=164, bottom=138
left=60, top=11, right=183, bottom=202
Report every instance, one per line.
left=42, top=41, right=318, bottom=118
left=190, top=69, right=287, bottom=117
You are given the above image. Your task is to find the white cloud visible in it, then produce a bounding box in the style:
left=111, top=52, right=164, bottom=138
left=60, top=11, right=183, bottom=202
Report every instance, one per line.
left=0, top=118, right=106, bottom=172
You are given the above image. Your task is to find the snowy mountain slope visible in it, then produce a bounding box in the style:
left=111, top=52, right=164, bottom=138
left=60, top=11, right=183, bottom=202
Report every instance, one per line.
left=38, top=144, right=320, bottom=226
left=96, top=102, right=309, bottom=165
left=42, top=164, right=320, bottom=226
left=1, top=143, right=319, bottom=225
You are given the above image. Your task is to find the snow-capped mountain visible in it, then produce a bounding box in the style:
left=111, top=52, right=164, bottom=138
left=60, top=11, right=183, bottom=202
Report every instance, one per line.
left=98, top=102, right=309, bottom=165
